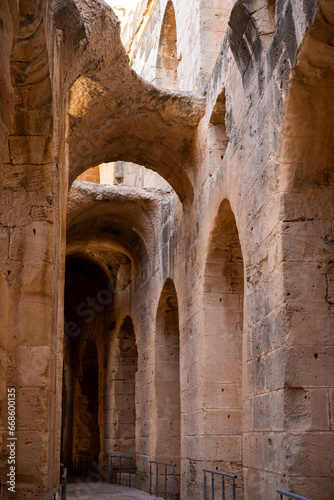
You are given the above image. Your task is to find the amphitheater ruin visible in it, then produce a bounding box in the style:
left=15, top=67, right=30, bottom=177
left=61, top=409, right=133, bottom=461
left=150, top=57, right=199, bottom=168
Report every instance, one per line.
left=0, top=0, right=333, bottom=498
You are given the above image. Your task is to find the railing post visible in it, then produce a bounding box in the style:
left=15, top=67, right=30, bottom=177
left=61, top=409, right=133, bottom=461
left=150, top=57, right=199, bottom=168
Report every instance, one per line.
left=150, top=462, right=152, bottom=496
left=129, top=458, right=132, bottom=488
left=110, top=455, right=133, bottom=488
left=62, top=467, right=67, bottom=500
left=202, top=468, right=237, bottom=500
left=156, top=463, right=158, bottom=497
left=149, top=460, right=176, bottom=499
left=164, top=465, right=167, bottom=500
left=211, top=472, right=214, bottom=500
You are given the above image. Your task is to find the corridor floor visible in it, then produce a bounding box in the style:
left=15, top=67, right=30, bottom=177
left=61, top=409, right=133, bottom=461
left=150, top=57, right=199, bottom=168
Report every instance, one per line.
left=66, top=480, right=164, bottom=499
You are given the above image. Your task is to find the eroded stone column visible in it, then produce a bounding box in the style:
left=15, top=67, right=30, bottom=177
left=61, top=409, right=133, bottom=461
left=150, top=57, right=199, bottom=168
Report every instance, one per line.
left=0, top=0, right=62, bottom=496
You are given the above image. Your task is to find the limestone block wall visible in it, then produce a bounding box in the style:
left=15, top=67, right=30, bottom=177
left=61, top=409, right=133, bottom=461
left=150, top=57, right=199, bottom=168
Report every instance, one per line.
left=1, top=1, right=334, bottom=499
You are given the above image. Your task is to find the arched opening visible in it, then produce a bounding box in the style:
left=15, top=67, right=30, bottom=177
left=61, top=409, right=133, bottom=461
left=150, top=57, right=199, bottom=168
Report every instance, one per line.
left=152, top=278, right=181, bottom=497
left=107, top=316, right=138, bottom=469
left=155, top=0, right=179, bottom=90
left=61, top=254, right=115, bottom=476
left=67, top=63, right=203, bottom=202
left=202, top=199, right=244, bottom=495
left=75, top=161, right=171, bottom=189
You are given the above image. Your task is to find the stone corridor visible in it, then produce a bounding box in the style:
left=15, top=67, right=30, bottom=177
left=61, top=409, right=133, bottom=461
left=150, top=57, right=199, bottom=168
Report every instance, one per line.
left=1, top=0, right=334, bottom=499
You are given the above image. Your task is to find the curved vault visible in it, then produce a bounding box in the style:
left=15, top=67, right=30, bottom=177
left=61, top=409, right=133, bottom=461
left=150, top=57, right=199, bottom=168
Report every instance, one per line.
left=51, top=0, right=205, bottom=201
left=67, top=181, right=168, bottom=266
left=65, top=252, right=114, bottom=322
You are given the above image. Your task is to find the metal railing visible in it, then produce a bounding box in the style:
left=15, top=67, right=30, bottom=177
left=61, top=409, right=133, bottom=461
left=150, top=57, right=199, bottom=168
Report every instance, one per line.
left=72, top=452, right=95, bottom=476
left=149, top=460, right=176, bottom=500
left=110, top=455, right=133, bottom=487
left=61, top=467, right=67, bottom=499
left=276, top=489, right=312, bottom=500
left=203, top=469, right=237, bottom=500
left=41, top=467, right=67, bottom=500
left=41, top=487, right=59, bottom=500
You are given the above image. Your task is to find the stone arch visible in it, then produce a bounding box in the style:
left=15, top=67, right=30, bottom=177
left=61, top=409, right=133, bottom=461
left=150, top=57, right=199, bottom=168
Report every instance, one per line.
left=66, top=181, right=164, bottom=274
left=50, top=0, right=205, bottom=202
left=107, top=315, right=138, bottom=482
left=155, top=0, right=179, bottom=90
left=152, top=278, right=181, bottom=497
left=67, top=213, right=148, bottom=274
left=202, top=199, right=244, bottom=487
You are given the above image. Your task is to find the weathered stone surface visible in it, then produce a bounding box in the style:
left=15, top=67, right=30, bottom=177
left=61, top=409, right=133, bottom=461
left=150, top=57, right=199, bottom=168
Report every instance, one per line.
left=1, top=0, right=334, bottom=499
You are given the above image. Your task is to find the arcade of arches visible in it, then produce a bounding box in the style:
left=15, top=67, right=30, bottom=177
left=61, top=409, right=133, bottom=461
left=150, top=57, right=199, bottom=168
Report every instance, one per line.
left=0, top=0, right=334, bottom=499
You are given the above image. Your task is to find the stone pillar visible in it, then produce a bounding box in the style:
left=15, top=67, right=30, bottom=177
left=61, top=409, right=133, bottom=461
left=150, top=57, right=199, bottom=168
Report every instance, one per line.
left=0, top=0, right=63, bottom=496
left=0, top=0, right=18, bottom=483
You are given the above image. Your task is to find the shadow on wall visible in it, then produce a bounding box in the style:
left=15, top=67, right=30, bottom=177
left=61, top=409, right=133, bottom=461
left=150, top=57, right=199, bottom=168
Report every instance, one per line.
left=110, top=316, right=138, bottom=463
left=152, top=278, right=181, bottom=498
left=203, top=199, right=244, bottom=491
